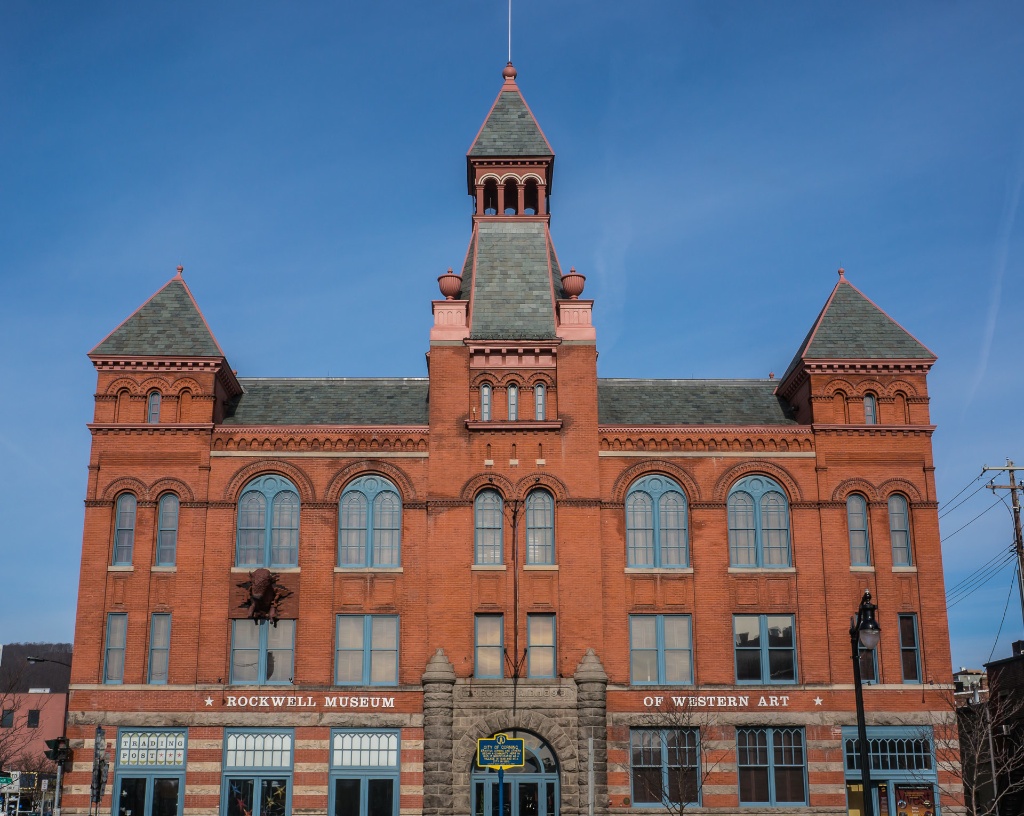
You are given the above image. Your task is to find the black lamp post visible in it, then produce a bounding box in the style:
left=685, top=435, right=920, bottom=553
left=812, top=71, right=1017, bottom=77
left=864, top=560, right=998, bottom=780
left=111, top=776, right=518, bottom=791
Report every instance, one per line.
left=26, top=657, right=71, bottom=816
left=850, top=591, right=881, bottom=816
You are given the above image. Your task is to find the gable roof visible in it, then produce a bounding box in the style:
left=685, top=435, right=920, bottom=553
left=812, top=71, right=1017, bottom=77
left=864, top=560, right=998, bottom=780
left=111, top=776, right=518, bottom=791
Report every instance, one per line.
left=91, top=275, right=225, bottom=358
left=469, top=85, right=554, bottom=158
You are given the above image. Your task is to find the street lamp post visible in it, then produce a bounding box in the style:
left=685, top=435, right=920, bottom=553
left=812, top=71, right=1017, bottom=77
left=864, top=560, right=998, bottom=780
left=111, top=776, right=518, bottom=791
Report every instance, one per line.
left=850, top=591, right=881, bottom=816
left=26, top=657, right=71, bottom=816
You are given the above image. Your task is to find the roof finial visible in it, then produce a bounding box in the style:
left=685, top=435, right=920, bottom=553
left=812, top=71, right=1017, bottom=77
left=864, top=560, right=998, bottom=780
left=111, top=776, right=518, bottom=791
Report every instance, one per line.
left=503, top=61, right=517, bottom=81
left=176, top=265, right=184, bottom=278
left=837, top=267, right=845, bottom=279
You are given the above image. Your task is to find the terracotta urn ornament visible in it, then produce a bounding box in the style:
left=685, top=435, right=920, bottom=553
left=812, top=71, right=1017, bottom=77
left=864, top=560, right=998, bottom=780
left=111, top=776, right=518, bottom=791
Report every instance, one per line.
left=560, top=267, right=586, bottom=299
left=437, top=267, right=463, bottom=300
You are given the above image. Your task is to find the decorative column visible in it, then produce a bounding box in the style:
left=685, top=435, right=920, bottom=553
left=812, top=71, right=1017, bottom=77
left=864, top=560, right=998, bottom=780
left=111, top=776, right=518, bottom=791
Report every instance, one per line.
left=496, top=182, right=506, bottom=215
left=574, top=649, right=608, bottom=816
left=475, top=183, right=485, bottom=215
left=538, top=182, right=547, bottom=215
left=422, top=649, right=456, bottom=816
left=517, top=181, right=525, bottom=214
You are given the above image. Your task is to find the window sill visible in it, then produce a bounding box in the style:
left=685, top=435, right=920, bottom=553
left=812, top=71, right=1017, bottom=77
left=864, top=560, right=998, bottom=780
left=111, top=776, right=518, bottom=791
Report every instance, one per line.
left=727, top=567, right=796, bottom=574
left=231, top=566, right=301, bottom=573
left=151, top=566, right=177, bottom=573
left=335, top=567, right=404, bottom=573
left=892, top=566, right=918, bottom=573
left=625, top=567, right=693, bottom=575
left=471, top=565, right=507, bottom=571
left=108, top=565, right=134, bottom=572
left=850, top=565, right=875, bottom=572
left=466, top=420, right=563, bottom=431
left=524, top=565, right=558, bottom=571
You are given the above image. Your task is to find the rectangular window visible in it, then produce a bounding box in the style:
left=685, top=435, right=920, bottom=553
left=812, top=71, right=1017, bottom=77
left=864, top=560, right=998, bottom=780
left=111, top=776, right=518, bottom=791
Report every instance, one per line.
left=330, top=731, right=399, bottom=816
left=527, top=615, right=556, bottom=678
left=335, top=616, right=399, bottom=686
left=27, top=710, right=40, bottom=728
left=149, top=613, right=171, bottom=685
left=734, top=615, right=796, bottom=684
left=0, top=710, right=12, bottom=728
left=630, top=728, right=699, bottom=806
left=630, top=615, right=693, bottom=685
left=475, top=615, right=504, bottom=678
left=231, top=620, right=295, bottom=685
left=899, top=614, right=921, bottom=683
left=115, top=729, right=187, bottom=816
left=737, top=727, right=806, bottom=805
left=105, top=612, right=128, bottom=684
left=223, top=730, right=292, bottom=816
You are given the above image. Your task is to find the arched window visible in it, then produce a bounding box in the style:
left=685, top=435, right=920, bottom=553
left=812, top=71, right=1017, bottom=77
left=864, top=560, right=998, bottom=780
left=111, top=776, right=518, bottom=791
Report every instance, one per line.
left=481, top=384, right=492, bottom=421
left=475, top=489, right=503, bottom=565
left=728, top=476, right=791, bottom=567
left=526, top=490, right=555, bottom=564
left=523, top=179, right=539, bottom=215
left=508, top=385, right=519, bottom=421
left=112, top=493, right=137, bottom=565
left=626, top=475, right=689, bottom=568
left=156, top=493, right=179, bottom=566
left=863, top=394, right=878, bottom=425
left=888, top=494, right=913, bottom=566
left=535, top=384, right=546, bottom=421
left=847, top=494, right=870, bottom=566
left=236, top=475, right=300, bottom=567
left=503, top=178, right=519, bottom=215
left=338, top=475, right=402, bottom=567
left=146, top=391, right=161, bottom=424
left=483, top=178, right=498, bottom=215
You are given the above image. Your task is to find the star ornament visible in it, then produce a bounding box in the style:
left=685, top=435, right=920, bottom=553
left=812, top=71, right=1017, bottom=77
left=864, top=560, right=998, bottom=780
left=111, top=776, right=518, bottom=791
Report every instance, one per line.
left=813, top=696, right=823, bottom=706
left=205, top=697, right=214, bottom=707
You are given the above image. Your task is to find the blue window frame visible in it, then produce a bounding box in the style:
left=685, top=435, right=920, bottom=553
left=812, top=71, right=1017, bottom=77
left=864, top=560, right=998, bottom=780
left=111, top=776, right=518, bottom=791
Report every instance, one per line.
left=475, top=614, right=504, bottom=678
left=113, top=493, right=137, bottom=565
left=474, top=490, right=504, bottom=565
left=480, top=383, right=492, bottom=421
left=236, top=475, right=299, bottom=567
left=222, top=730, right=293, bottom=816
left=527, top=614, right=556, bottom=678
left=338, top=476, right=402, bottom=567
left=335, top=615, right=399, bottom=686
left=863, top=394, right=878, bottom=425
left=888, top=495, right=913, bottom=566
left=230, top=620, right=295, bottom=685
left=626, top=475, right=688, bottom=568
left=847, top=494, right=871, bottom=566
left=842, top=726, right=936, bottom=816
left=630, top=728, right=699, bottom=807
left=104, top=612, right=128, bottom=684
left=508, top=384, right=519, bottom=420
left=728, top=476, right=791, bottom=567
left=899, top=614, right=921, bottom=683
left=114, top=729, right=187, bottom=816
left=630, top=615, right=693, bottom=685
left=734, top=615, right=797, bottom=684
left=535, top=384, right=546, bottom=420
left=526, top=489, right=555, bottom=564
left=148, top=613, right=171, bottom=684
left=147, top=391, right=161, bottom=424
left=329, top=731, right=400, bottom=816
left=737, top=727, right=807, bottom=805
left=157, top=493, right=179, bottom=566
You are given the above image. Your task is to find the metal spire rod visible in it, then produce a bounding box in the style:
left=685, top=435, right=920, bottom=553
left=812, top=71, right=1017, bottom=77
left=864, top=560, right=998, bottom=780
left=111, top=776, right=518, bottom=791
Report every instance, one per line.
left=508, top=0, right=512, bottom=63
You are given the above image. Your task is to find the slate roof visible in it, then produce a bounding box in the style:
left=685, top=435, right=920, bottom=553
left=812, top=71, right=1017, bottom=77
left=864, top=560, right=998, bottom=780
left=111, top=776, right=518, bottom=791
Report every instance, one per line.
left=468, top=221, right=558, bottom=340
left=91, top=277, right=224, bottom=357
left=598, top=379, right=797, bottom=426
left=221, top=379, right=429, bottom=426
left=469, top=89, right=553, bottom=157
left=0, top=643, right=73, bottom=693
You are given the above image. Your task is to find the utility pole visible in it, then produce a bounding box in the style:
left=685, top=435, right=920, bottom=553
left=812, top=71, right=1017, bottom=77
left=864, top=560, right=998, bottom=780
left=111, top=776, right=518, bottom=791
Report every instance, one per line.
left=984, top=460, right=1024, bottom=628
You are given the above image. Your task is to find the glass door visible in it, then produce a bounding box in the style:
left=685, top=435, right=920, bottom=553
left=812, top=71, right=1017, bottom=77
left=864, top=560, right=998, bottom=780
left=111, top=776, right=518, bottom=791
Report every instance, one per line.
left=117, top=776, right=181, bottom=816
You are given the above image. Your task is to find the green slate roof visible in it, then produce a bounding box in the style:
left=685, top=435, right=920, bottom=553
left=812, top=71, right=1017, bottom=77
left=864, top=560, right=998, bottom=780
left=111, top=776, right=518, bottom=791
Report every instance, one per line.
left=91, top=277, right=224, bottom=357
left=469, top=89, right=553, bottom=157
left=598, top=379, right=797, bottom=426
left=468, top=221, right=558, bottom=340
left=221, top=379, right=429, bottom=426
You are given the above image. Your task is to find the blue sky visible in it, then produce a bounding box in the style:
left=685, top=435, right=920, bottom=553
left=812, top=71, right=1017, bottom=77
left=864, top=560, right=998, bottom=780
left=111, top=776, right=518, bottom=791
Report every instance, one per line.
left=2, top=2, right=1023, bottom=672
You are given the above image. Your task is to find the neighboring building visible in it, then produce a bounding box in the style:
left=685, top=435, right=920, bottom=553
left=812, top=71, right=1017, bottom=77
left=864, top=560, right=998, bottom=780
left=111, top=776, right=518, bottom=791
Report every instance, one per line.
left=64, top=64, right=958, bottom=816
left=0, top=643, right=71, bottom=770
left=979, top=644, right=1024, bottom=815
left=954, top=667, right=988, bottom=703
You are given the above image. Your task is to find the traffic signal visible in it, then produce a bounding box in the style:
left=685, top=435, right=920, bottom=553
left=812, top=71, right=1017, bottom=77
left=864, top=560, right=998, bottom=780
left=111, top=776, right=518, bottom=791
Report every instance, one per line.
left=44, top=738, right=61, bottom=762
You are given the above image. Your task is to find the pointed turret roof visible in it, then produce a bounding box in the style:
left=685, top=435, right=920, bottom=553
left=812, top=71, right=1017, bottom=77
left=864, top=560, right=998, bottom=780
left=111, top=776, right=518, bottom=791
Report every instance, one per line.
left=90, top=271, right=226, bottom=358
left=468, top=63, right=554, bottom=158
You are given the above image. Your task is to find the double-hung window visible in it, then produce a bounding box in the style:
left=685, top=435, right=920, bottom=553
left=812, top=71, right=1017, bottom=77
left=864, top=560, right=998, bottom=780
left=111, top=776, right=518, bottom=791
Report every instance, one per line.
left=734, top=615, right=796, bottom=684
left=736, top=727, right=807, bottom=805
left=863, top=394, right=878, bottom=425
left=230, top=620, right=295, bottom=685
left=330, top=731, right=399, bottom=816
left=223, top=731, right=292, bottom=816
left=148, top=613, right=171, bottom=684
left=27, top=710, right=39, bottom=728
left=535, top=384, right=546, bottom=420
left=630, top=728, right=699, bottom=807
left=474, top=490, right=504, bottom=565
left=113, top=494, right=137, bottom=565
left=847, top=494, right=871, bottom=566
left=339, top=476, right=402, bottom=567
left=105, top=612, right=128, bottom=684
left=508, top=384, right=518, bottom=421
left=0, top=711, right=11, bottom=728
left=236, top=475, right=300, bottom=567
left=727, top=476, right=791, bottom=567
left=115, top=729, right=187, bottom=816
left=147, top=391, right=161, bottom=424
left=626, top=475, right=689, bottom=568
left=888, top=495, right=913, bottom=566
left=899, top=614, right=921, bottom=682
left=335, top=616, right=399, bottom=686
left=630, top=615, right=693, bottom=685
left=156, top=494, right=179, bottom=566
left=525, top=489, right=555, bottom=564
left=527, top=614, right=556, bottom=678
left=480, top=384, right=492, bottom=421
left=475, top=615, right=503, bottom=678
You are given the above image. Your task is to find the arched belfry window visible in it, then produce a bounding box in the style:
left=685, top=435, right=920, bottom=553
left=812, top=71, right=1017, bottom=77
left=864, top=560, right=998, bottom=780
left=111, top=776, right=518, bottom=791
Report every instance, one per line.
left=626, top=475, right=689, bottom=568
left=483, top=179, right=498, bottom=215
left=236, top=474, right=300, bottom=567
left=112, top=493, right=137, bottom=565
left=338, top=475, right=402, bottom=567
left=728, top=476, right=791, bottom=567
left=475, top=489, right=504, bottom=565
left=503, top=178, right=519, bottom=215
left=526, top=489, right=555, bottom=564
left=146, top=391, right=161, bottom=424
left=524, top=179, right=539, bottom=215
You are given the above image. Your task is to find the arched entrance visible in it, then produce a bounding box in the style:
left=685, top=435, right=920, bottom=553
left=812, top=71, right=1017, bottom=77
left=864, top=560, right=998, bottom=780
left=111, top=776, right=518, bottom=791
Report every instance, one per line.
left=471, top=730, right=559, bottom=816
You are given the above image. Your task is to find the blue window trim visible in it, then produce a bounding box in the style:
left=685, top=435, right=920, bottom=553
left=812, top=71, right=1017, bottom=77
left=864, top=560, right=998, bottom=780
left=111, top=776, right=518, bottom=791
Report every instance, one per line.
left=235, top=474, right=300, bottom=568
left=474, top=489, right=504, bottom=565
left=221, top=729, right=294, bottom=816
left=104, top=612, right=128, bottom=685
left=480, top=383, right=492, bottom=421
left=338, top=475, right=402, bottom=568
left=156, top=493, right=179, bottom=566
left=148, top=613, right=171, bottom=685
left=629, top=728, right=700, bottom=808
left=230, top=620, right=295, bottom=685
left=113, top=493, right=137, bottom=566
left=863, top=393, right=878, bottom=424
left=733, top=614, right=797, bottom=685
left=888, top=494, right=913, bottom=567
left=475, top=614, right=504, bottom=679
left=846, top=494, right=871, bottom=567
left=527, top=614, right=556, bottom=679
left=113, top=728, right=187, bottom=816
left=736, top=727, right=807, bottom=806
left=534, top=384, right=545, bottom=420
left=841, top=725, right=936, bottom=781
left=899, top=613, right=922, bottom=683
left=727, top=475, right=791, bottom=568
left=147, top=391, right=161, bottom=424
left=328, top=728, right=401, bottom=816
left=629, top=615, right=693, bottom=686
left=525, top=489, right=555, bottom=565
left=335, top=615, right=399, bottom=686
left=626, top=475, right=689, bottom=568
left=508, top=384, right=519, bottom=421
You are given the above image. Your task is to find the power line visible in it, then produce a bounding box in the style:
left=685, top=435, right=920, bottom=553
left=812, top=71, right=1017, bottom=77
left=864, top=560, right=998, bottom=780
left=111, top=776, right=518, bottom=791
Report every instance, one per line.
left=938, top=471, right=986, bottom=511
left=941, top=497, right=1004, bottom=542
left=947, top=551, right=1016, bottom=608
left=988, top=563, right=1020, bottom=663
left=946, top=545, right=1016, bottom=597
left=939, top=479, right=993, bottom=519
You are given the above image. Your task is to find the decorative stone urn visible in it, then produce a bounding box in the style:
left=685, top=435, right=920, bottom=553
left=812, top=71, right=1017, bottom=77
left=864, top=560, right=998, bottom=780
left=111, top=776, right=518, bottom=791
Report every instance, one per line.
left=560, top=267, right=586, bottom=299
left=437, top=267, right=463, bottom=300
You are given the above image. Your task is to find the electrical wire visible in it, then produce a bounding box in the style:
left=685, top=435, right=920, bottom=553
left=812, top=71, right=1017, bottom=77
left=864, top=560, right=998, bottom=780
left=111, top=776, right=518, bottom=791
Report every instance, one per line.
left=988, top=562, right=1020, bottom=663
left=946, top=545, right=1016, bottom=596
left=938, top=480, right=993, bottom=519
left=938, top=471, right=986, bottom=511
left=940, top=497, right=1004, bottom=542
left=947, top=551, right=1016, bottom=608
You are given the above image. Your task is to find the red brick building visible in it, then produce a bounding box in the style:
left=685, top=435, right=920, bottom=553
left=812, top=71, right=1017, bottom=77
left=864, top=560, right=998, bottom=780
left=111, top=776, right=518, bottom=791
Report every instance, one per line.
left=66, top=64, right=958, bottom=816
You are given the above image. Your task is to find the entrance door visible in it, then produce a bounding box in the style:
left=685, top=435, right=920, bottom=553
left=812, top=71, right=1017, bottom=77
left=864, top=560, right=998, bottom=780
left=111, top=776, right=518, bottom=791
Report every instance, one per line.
left=116, top=777, right=181, bottom=816
left=470, top=731, right=559, bottom=816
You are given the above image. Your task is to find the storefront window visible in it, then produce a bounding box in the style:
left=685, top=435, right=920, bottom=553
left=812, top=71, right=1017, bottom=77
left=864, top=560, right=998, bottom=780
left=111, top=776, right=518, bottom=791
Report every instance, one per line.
left=114, top=730, right=186, bottom=816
